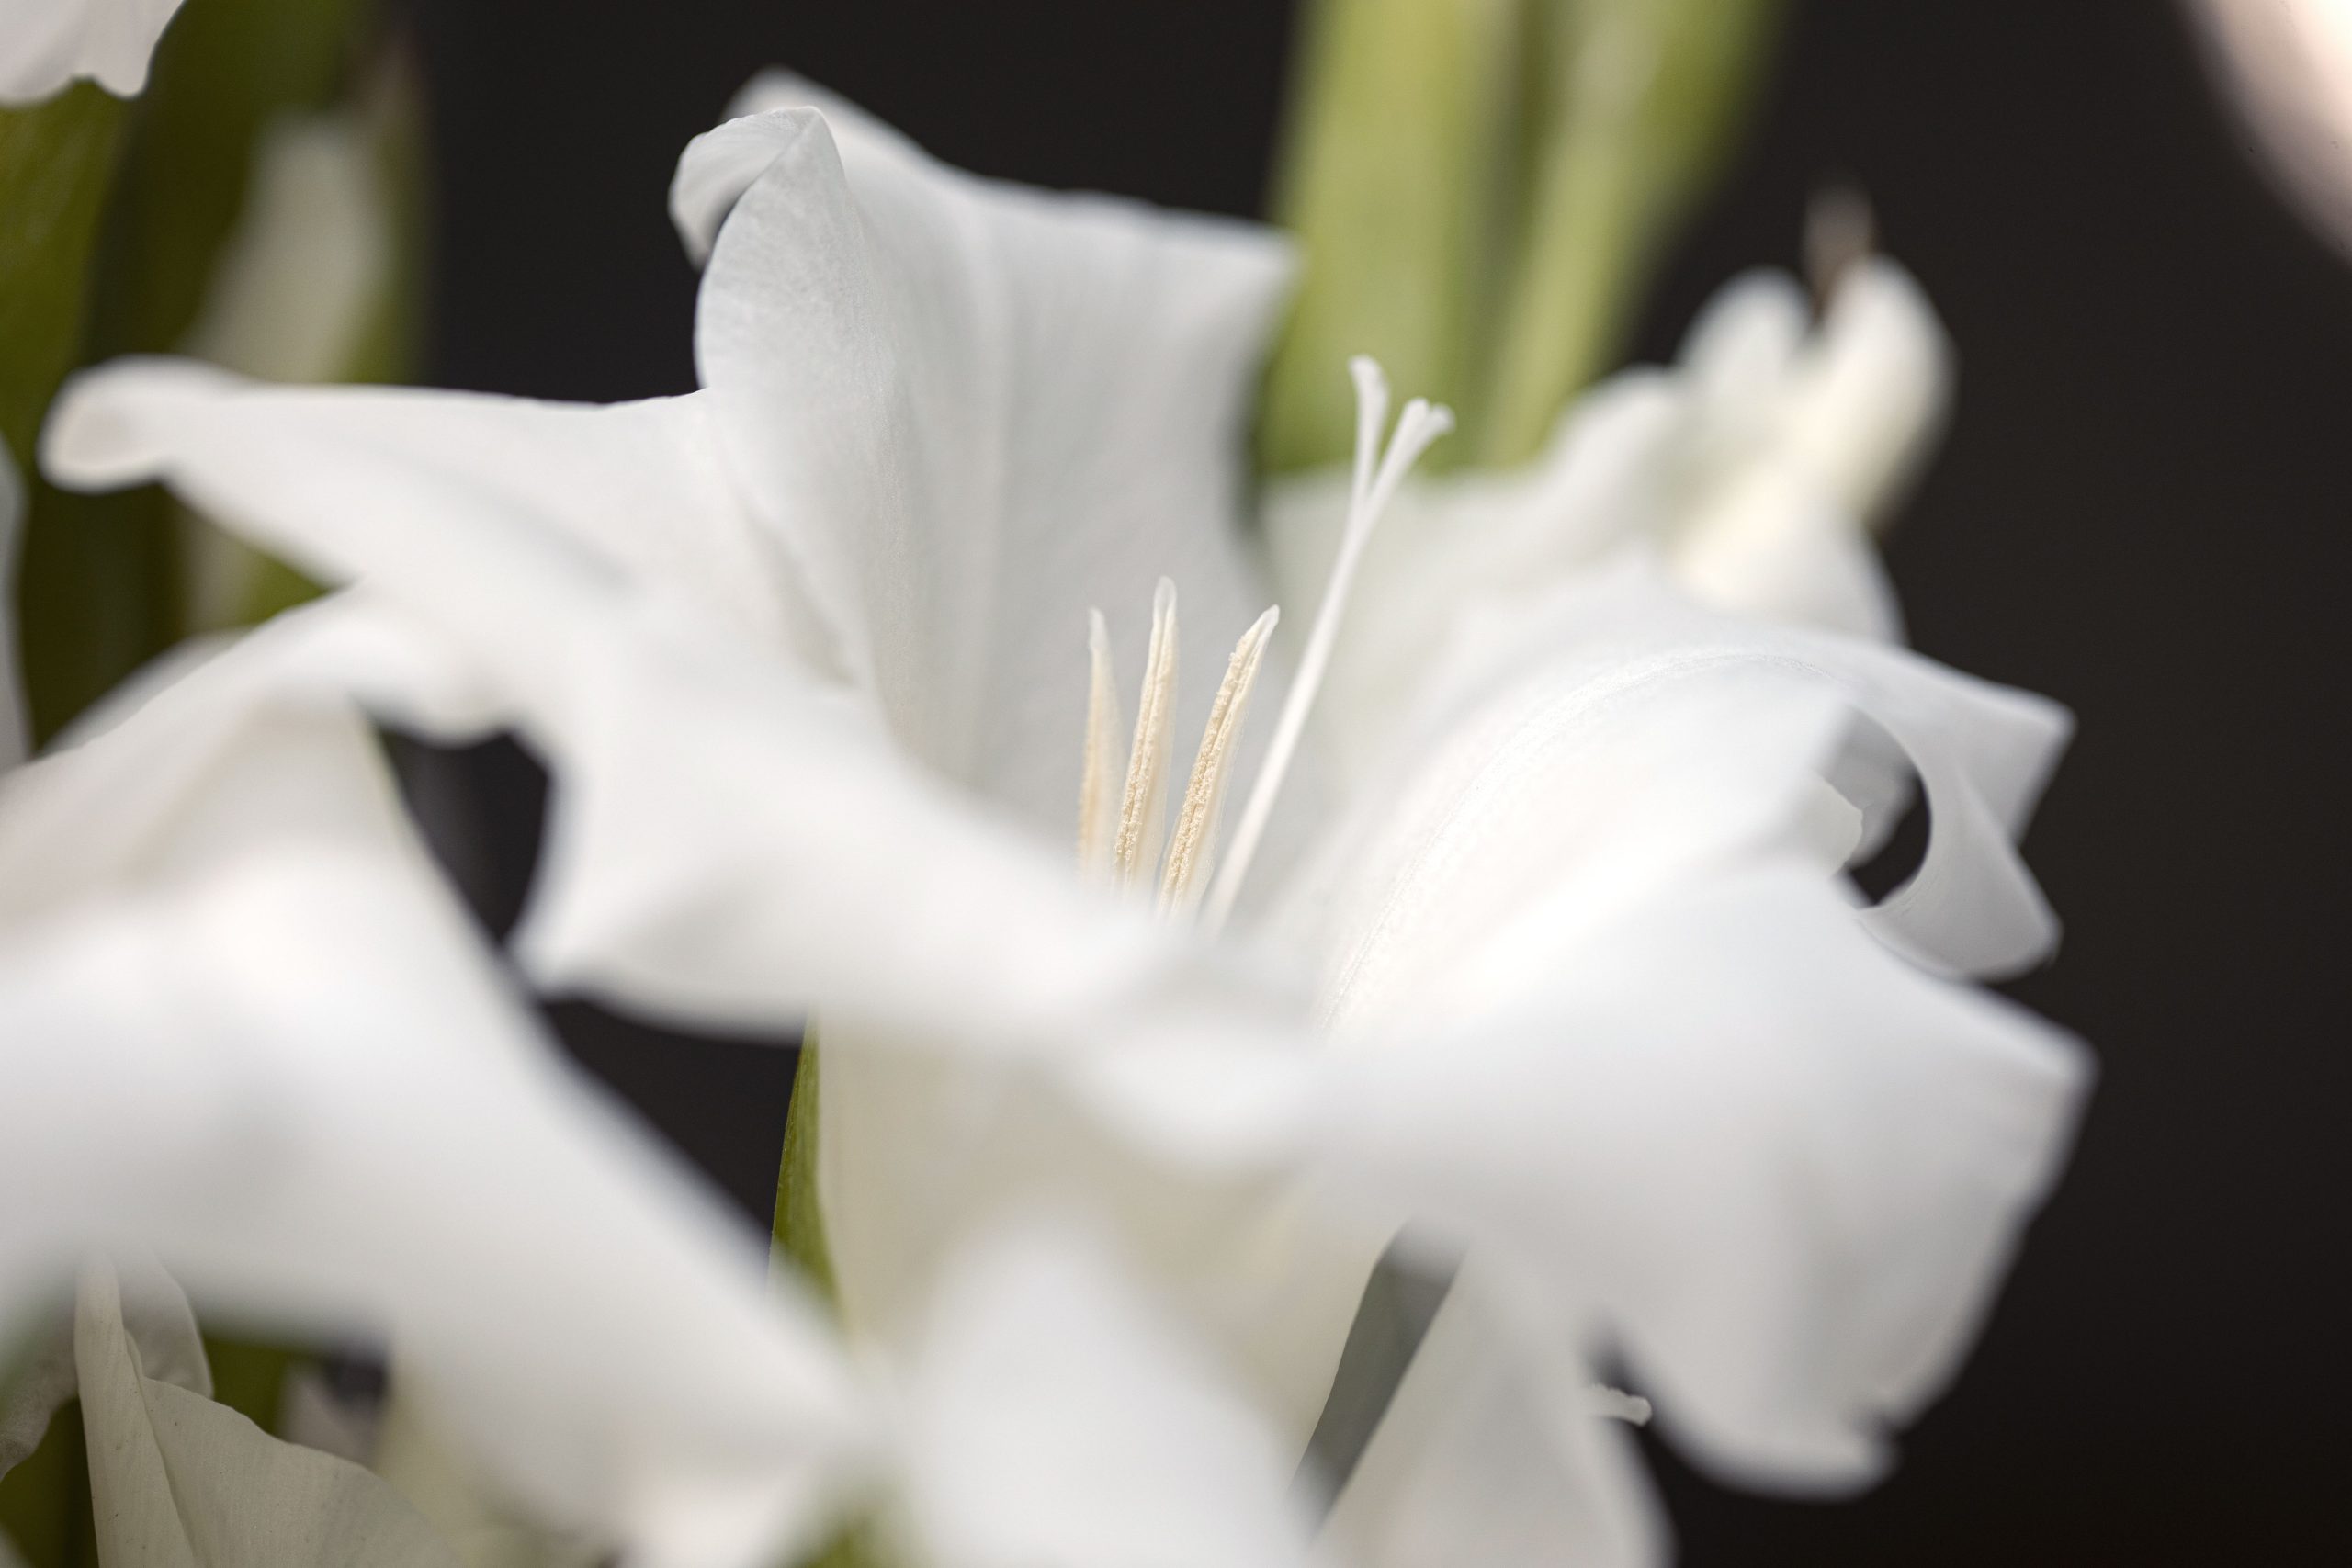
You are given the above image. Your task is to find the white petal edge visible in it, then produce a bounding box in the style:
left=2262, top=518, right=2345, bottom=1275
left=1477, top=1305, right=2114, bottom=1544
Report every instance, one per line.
left=0, top=0, right=187, bottom=104
left=1315, top=861, right=2091, bottom=1489
left=72, top=1255, right=462, bottom=1568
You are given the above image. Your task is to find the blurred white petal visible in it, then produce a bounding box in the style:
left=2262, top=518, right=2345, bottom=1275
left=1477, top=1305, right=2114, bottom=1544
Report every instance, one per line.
left=0, top=0, right=186, bottom=104
left=1670, top=456, right=1905, bottom=641
left=813, top=1025, right=1376, bottom=1447
left=1778, top=256, right=1952, bottom=524
left=370, top=1393, right=606, bottom=1568
left=1317, top=863, right=2089, bottom=1490
left=2190, top=0, right=2352, bottom=261
left=1325, top=1272, right=1662, bottom=1568
left=0, top=850, right=877, bottom=1568
left=0, top=624, right=877, bottom=1568
left=0, top=598, right=488, bottom=921
left=1269, top=255, right=1952, bottom=779
left=898, top=1223, right=1314, bottom=1568
left=70, top=1255, right=460, bottom=1568
left=1677, top=268, right=1809, bottom=434
left=42, top=362, right=812, bottom=665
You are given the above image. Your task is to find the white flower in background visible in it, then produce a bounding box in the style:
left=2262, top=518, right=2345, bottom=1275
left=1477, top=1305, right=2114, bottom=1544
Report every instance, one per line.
left=0, top=0, right=187, bottom=104
left=1264, top=254, right=1952, bottom=779
left=47, top=73, right=2090, bottom=1565
left=2189, top=0, right=2352, bottom=262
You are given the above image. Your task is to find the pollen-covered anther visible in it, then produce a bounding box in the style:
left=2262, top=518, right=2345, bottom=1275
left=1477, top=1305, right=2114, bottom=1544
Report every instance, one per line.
left=1077, top=609, right=1125, bottom=879
left=1111, top=578, right=1181, bottom=887
left=1159, top=605, right=1280, bottom=919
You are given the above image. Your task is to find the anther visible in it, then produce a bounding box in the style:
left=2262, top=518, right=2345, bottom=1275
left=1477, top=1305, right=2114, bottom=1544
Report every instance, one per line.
left=1077, top=608, right=1125, bottom=879
left=1112, top=578, right=1180, bottom=887
left=1159, top=605, right=1280, bottom=919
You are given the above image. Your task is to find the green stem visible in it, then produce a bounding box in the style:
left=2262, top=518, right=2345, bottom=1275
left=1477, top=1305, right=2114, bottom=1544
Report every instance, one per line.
left=771, top=1041, right=836, bottom=1305
left=1476, top=0, right=1785, bottom=465
left=1260, top=0, right=1532, bottom=474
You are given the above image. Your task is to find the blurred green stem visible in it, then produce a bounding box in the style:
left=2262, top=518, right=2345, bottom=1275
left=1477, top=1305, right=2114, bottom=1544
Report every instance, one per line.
left=1261, top=0, right=1527, bottom=474
left=1476, top=0, right=1782, bottom=464
left=1262, top=0, right=1784, bottom=474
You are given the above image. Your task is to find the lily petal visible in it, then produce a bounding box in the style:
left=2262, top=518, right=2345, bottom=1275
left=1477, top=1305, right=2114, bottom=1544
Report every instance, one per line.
left=43, top=361, right=819, bottom=671
left=1782, top=256, right=1953, bottom=525
left=1668, top=454, right=1905, bottom=643
left=1403, top=560, right=2071, bottom=977
left=812, top=1020, right=1377, bottom=1448
left=0, top=620, right=877, bottom=1568
left=678, top=92, right=1293, bottom=828
left=71, top=1255, right=461, bottom=1568
left=899, top=1222, right=1314, bottom=1568
left=0, top=849, right=877, bottom=1568
left=1324, top=1269, right=1663, bottom=1568
left=1269, top=631, right=1856, bottom=1031
left=1317, top=861, right=2089, bottom=1490
left=0, top=597, right=489, bottom=923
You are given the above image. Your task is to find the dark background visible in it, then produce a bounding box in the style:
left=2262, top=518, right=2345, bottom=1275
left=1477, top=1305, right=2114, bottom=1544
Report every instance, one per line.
left=401, top=2, right=2351, bottom=1562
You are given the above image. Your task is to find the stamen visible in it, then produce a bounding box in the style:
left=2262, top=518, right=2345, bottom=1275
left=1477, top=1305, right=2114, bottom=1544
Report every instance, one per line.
left=1112, top=578, right=1181, bottom=887
left=1159, top=605, right=1281, bottom=919
left=1201, top=358, right=1453, bottom=932
left=1076, top=608, right=1125, bottom=879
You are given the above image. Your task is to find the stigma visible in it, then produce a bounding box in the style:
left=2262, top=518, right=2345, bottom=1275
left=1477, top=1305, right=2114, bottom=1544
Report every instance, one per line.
left=1076, top=357, right=1453, bottom=929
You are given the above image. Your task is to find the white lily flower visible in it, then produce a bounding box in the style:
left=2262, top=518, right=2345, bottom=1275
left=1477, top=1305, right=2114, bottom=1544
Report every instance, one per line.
left=0, top=0, right=187, bottom=104
left=45, top=76, right=2089, bottom=1565
left=1264, top=254, right=1954, bottom=780
left=0, top=604, right=880, bottom=1568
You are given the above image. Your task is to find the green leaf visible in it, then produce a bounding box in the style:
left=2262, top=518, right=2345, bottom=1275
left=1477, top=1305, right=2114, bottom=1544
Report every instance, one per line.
left=15, top=0, right=377, bottom=740
left=0, top=86, right=125, bottom=462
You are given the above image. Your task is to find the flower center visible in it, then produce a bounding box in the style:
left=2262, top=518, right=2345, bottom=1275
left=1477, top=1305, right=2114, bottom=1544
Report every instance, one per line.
left=1075, top=357, right=1453, bottom=928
